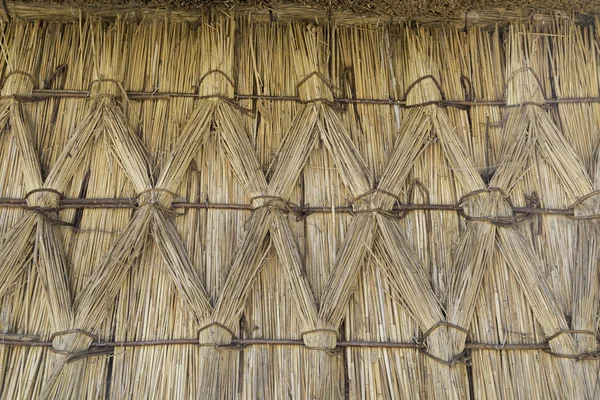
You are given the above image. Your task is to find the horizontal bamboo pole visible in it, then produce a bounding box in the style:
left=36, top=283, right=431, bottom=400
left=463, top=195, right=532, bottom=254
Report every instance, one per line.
left=0, top=197, right=581, bottom=216
left=5, top=89, right=600, bottom=109
left=0, top=337, right=558, bottom=351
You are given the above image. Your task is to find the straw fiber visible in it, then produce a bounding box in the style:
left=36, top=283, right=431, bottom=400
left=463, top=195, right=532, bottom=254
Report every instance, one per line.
left=8, top=0, right=600, bottom=19
left=0, top=7, right=599, bottom=400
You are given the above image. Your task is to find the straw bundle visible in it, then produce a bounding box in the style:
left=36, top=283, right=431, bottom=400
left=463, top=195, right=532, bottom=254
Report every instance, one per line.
left=462, top=22, right=600, bottom=399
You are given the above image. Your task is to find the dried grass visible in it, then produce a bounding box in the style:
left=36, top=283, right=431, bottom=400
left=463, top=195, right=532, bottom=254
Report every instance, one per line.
left=0, top=10, right=598, bottom=400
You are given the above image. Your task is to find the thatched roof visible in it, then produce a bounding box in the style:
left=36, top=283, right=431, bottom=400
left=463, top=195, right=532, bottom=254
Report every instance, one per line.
left=0, top=2, right=599, bottom=399
left=3, top=0, right=600, bottom=25
left=11, top=0, right=600, bottom=17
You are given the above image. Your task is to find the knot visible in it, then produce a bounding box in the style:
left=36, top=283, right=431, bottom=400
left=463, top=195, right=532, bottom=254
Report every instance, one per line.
left=198, top=322, right=234, bottom=346
left=25, top=188, right=61, bottom=209
left=569, top=191, right=600, bottom=220
left=137, top=188, right=176, bottom=209
left=302, top=328, right=338, bottom=350
left=501, top=67, right=547, bottom=105
left=296, top=72, right=336, bottom=104
left=194, top=70, right=255, bottom=116
left=543, top=329, right=599, bottom=360
left=49, top=329, right=109, bottom=363
left=418, top=321, right=470, bottom=345
left=458, top=188, right=521, bottom=226
left=401, top=75, right=445, bottom=107
left=1, top=70, right=35, bottom=96
left=350, top=189, right=403, bottom=217
left=89, top=79, right=125, bottom=100
left=419, top=348, right=471, bottom=367
left=416, top=322, right=472, bottom=366
left=197, top=69, right=235, bottom=98
left=250, top=196, right=303, bottom=219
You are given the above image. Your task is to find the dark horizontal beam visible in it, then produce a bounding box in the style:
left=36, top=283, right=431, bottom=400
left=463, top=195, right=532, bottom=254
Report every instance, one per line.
left=0, top=337, right=553, bottom=351
left=6, top=89, right=600, bottom=109
left=0, top=197, right=576, bottom=217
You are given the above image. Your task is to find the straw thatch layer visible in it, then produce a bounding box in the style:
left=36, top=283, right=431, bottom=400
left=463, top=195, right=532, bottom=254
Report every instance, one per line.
left=0, top=8, right=599, bottom=400
left=11, top=0, right=600, bottom=16
left=1, top=1, right=599, bottom=28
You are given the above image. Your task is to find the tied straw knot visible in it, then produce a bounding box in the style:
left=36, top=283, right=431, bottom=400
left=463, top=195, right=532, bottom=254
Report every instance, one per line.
left=88, top=78, right=127, bottom=100
left=49, top=329, right=111, bottom=363
left=198, top=322, right=235, bottom=347
left=457, top=187, right=525, bottom=226
left=137, top=188, right=176, bottom=210
left=25, top=188, right=62, bottom=209
left=1, top=70, right=36, bottom=96
left=569, top=190, right=600, bottom=220
left=350, top=189, right=405, bottom=219
left=24, top=188, right=72, bottom=226
left=418, top=322, right=472, bottom=367
left=543, top=329, right=600, bottom=361
left=301, top=328, right=339, bottom=352
left=295, top=72, right=343, bottom=111
left=195, top=69, right=254, bottom=116
left=250, top=195, right=304, bottom=220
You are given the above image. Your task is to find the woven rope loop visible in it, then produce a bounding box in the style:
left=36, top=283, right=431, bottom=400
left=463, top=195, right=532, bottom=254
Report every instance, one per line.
left=419, top=348, right=472, bottom=367
left=417, top=322, right=472, bottom=367
left=48, top=329, right=109, bottom=362
left=541, top=350, right=600, bottom=361
left=137, top=188, right=176, bottom=209
left=302, top=328, right=338, bottom=350
left=458, top=188, right=522, bottom=226
left=569, top=190, right=600, bottom=220
left=250, top=195, right=304, bottom=219
left=500, top=67, right=547, bottom=102
left=197, top=69, right=236, bottom=98
left=25, top=188, right=62, bottom=209
left=542, top=329, right=599, bottom=360
left=401, top=75, right=445, bottom=105
left=349, top=189, right=405, bottom=219
left=198, top=322, right=235, bottom=346
left=1, top=70, right=36, bottom=96
left=89, top=78, right=126, bottom=99
left=545, top=329, right=597, bottom=343
left=296, top=71, right=336, bottom=104
left=418, top=321, right=470, bottom=345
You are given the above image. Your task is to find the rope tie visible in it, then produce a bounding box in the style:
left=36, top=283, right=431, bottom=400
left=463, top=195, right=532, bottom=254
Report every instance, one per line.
left=419, top=348, right=472, bottom=367
left=349, top=189, right=405, bottom=219
left=499, top=67, right=547, bottom=102
left=1, top=70, right=36, bottom=96
left=295, top=71, right=342, bottom=110
left=25, top=188, right=62, bottom=209
left=301, top=328, right=338, bottom=351
left=198, top=322, right=235, bottom=346
left=195, top=69, right=254, bottom=115
left=88, top=78, right=127, bottom=100
left=418, top=321, right=470, bottom=344
left=457, top=188, right=525, bottom=226
left=569, top=190, right=600, bottom=220
left=400, top=75, right=465, bottom=109
left=250, top=195, right=304, bottom=220
left=417, top=322, right=472, bottom=366
left=49, top=329, right=110, bottom=363
left=137, top=188, right=176, bottom=209
left=543, top=329, right=600, bottom=360
left=24, top=188, right=72, bottom=226
left=197, top=69, right=235, bottom=97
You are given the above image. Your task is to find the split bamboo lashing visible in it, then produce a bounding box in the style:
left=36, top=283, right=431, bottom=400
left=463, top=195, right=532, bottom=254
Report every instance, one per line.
left=1, top=336, right=598, bottom=356
left=3, top=191, right=600, bottom=219
left=8, top=87, right=600, bottom=108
